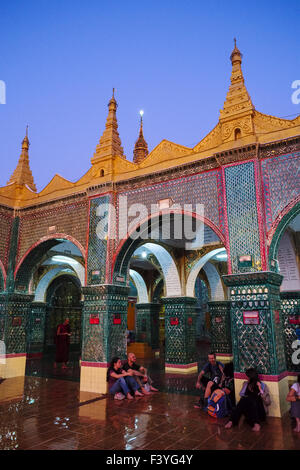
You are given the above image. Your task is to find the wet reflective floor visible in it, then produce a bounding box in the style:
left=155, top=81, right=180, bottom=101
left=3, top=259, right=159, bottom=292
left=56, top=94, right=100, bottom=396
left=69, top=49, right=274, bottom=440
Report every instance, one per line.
left=0, top=373, right=300, bottom=450
left=26, top=352, right=81, bottom=382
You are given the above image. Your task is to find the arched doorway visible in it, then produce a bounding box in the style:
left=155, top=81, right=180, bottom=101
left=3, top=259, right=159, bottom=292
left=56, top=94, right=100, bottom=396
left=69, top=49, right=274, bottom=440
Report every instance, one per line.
left=45, top=274, right=82, bottom=354
left=269, top=207, right=300, bottom=374
left=112, top=211, right=229, bottom=387
left=18, top=237, right=85, bottom=380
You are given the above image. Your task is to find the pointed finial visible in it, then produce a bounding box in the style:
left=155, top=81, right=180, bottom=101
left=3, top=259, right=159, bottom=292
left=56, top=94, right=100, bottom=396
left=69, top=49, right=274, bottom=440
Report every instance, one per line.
left=139, top=110, right=144, bottom=126
left=22, top=125, right=30, bottom=150
left=7, top=130, right=36, bottom=191
left=133, top=110, right=148, bottom=164
left=93, top=90, right=124, bottom=161
left=108, top=88, right=117, bottom=109
left=230, top=37, right=242, bottom=64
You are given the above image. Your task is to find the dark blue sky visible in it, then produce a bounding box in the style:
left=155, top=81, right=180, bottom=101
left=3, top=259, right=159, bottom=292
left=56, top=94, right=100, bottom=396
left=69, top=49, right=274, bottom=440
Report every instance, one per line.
left=0, top=0, right=299, bottom=191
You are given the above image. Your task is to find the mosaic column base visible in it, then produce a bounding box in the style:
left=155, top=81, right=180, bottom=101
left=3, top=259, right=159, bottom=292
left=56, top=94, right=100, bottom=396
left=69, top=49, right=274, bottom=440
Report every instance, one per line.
left=135, top=303, right=160, bottom=349
left=208, top=301, right=232, bottom=363
left=80, top=284, right=129, bottom=394
left=0, top=292, right=33, bottom=378
left=223, top=272, right=289, bottom=417
left=162, top=297, right=198, bottom=373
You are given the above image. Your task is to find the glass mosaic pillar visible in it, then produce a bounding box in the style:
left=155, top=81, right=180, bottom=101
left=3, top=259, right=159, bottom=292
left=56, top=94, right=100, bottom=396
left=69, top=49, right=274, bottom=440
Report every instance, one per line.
left=80, top=284, right=129, bottom=394
left=0, top=292, right=33, bottom=378
left=27, top=302, right=47, bottom=358
left=195, top=277, right=210, bottom=341
left=208, top=301, right=232, bottom=363
left=135, top=303, right=160, bottom=350
left=280, top=292, right=300, bottom=374
left=163, top=297, right=198, bottom=373
left=223, top=272, right=289, bottom=417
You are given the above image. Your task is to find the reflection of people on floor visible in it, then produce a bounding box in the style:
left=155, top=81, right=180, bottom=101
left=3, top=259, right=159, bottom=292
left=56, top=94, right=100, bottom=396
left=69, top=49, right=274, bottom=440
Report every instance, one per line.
left=123, top=353, right=159, bottom=394
left=286, top=374, right=300, bottom=432
left=54, top=318, right=71, bottom=369
left=225, top=368, right=270, bottom=432
left=195, top=352, right=225, bottom=408
left=107, top=357, right=144, bottom=400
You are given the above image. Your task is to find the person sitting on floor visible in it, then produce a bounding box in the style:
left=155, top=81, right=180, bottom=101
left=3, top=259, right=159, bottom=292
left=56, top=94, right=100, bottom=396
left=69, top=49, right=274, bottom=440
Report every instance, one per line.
left=225, top=367, right=271, bottom=432
left=195, top=352, right=225, bottom=408
left=222, top=362, right=235, bottom=408
left=286, top=374, right=300, bottom=433
left=107, top=356, right=144, bottom=400
left=123, top=353, right=159, bottom=394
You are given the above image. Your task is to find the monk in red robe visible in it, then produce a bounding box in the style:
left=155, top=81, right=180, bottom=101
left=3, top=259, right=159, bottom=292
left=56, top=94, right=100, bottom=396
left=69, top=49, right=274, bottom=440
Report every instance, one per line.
left=54, top=318, right=71, bottom=369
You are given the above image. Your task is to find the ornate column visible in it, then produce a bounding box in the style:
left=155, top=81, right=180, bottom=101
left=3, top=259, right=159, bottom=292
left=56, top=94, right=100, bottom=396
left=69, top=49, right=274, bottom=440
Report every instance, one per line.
left=80, top=284, right=129, bottom=394
left=0, top=292, right=33, bottom=378
left=208, top=301, right=232, bottom=363
left=27, top=302, right=47, bottom=358
left=162, top=297, right=197, bottom=373
left=223, top=272, right=289, bottom=417
left=280, top=292, right=300, bottom=375
left=0, top=215, right=35, bottom=378
left=131, top=302, right=160, bottom=355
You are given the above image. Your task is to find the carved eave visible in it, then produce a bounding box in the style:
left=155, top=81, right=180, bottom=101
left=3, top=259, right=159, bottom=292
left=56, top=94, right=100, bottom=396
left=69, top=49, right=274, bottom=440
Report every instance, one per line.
left=0, top=182, right=38, bottom=208
left=138, top=140, right=192, bottom=168
left=193, top=123, right=222, bottom=153
left=253, top=111, right=300, bottom=137
left=38, top=174, right=74, bottom=196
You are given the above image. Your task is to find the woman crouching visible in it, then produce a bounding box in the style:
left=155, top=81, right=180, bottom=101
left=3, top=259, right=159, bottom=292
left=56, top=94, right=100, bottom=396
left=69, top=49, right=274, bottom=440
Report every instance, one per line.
left=107, top=357, right=144, bottom=400
left=225, top=368, right=270, bottom=432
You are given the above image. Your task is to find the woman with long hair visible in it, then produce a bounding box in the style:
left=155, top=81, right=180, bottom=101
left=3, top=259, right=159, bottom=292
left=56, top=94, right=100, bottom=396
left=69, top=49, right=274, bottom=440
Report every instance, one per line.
left=107, top=357, right=143, bottom=400
left=225, top=367, right=269, bottom=431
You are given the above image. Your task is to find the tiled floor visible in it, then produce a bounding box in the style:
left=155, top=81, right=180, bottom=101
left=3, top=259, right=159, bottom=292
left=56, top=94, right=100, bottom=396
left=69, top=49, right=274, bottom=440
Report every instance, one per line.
left=0, top=373, right=300, bottom=450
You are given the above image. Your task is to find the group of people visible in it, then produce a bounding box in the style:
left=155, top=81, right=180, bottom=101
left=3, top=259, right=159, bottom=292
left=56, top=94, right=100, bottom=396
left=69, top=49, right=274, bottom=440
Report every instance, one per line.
left=107, top=353, right=158, bottom=400
left=195, top=352, right=300, bottom=432
left=56, top=319, right=300, bottom=432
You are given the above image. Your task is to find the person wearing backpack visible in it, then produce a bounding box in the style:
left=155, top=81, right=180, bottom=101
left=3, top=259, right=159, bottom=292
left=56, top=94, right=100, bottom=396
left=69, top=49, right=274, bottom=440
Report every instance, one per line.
left=194, top=352, right=225, bottom=409
left=225, top=368, right=270, bottom=432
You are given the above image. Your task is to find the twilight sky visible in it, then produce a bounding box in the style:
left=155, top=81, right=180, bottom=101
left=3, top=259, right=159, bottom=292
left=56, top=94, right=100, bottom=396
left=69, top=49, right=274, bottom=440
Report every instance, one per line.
left=0, top=0, right=299, bottom=191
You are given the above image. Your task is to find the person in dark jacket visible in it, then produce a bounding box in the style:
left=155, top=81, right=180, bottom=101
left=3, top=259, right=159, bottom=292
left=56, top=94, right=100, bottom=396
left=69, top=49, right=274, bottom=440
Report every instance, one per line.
left=225, top=368, right=269, bottom=432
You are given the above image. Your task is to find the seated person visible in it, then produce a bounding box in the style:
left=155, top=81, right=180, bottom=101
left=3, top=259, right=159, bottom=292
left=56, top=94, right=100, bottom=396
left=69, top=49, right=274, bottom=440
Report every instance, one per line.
left=195, top=352, right=225, bottom=408
left=286, top=374, right=300, bottom=433
left=123, top=353, right=159, bottom=394
left=222, top=362, right=235, bottom=407
left=225, top=367, right=270, bottom=432
left=107, top=356, right=144, bottom=400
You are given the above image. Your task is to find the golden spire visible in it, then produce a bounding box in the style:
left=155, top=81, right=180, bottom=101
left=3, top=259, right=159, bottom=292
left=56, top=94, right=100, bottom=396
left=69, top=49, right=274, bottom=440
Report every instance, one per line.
left=93, top=89, right=125, bottom=160
left=7, top=127, right=37, bottom=192
left=219, top=39, right=255, bottom=141
left=133, top=110, right=149, bottom=164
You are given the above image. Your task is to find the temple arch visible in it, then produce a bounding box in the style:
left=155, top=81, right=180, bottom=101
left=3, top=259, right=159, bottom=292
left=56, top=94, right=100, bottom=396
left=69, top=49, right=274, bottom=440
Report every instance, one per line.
left=186, top=248, right=226, bottom=297
left=129, top=269, right=149, bottom=303
left=14, top=235, right=86, bottom=293
left=203, top=262, right=225, bottom=301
